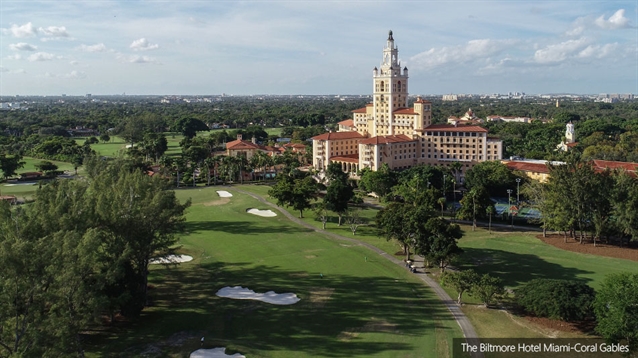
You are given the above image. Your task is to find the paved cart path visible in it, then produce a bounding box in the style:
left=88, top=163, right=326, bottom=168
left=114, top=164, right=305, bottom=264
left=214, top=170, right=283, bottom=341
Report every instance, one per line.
left=233, top=188, right=484, bottom=358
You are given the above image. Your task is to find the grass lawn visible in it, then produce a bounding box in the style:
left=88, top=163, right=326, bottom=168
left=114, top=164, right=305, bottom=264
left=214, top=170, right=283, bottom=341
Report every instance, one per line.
left=234, top=184, right=638, bottom=342
left=18, top=156, right=75, bottom=174
left=84, top=186, right=463, bottom=357
left=74, top=136, right=129, bottom=157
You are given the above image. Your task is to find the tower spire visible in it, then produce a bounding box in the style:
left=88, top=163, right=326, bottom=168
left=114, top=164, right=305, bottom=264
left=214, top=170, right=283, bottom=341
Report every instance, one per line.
left=388, top=30, right=393, bottom=40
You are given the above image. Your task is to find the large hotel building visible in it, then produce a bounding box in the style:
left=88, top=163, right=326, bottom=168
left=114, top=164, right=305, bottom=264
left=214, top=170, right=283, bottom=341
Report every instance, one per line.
left=312, top=31, right=502, bottom=179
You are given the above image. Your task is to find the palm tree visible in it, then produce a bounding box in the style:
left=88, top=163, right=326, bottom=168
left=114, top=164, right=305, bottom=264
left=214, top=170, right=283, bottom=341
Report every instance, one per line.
left=467, top=187, right=479, bottom=231
left=450, top=161, right=463, bottom=184
left=203, top=157, right=215, bottom=186
left=486, top=205, right=494, bottom=234
left=212, top=155, right=224, bottom=185
left=437, top=197, right=446, bottom=218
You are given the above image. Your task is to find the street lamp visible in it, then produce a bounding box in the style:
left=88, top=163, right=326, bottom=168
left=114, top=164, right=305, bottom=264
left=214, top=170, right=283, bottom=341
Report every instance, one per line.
left=516, top=178, right=521, bottom=204
left=507, top=189, right=513, bottom=227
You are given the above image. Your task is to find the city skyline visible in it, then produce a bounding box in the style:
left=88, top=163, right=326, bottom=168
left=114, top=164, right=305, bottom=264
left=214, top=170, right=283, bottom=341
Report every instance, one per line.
left=1, top=1, right=636, bottom=96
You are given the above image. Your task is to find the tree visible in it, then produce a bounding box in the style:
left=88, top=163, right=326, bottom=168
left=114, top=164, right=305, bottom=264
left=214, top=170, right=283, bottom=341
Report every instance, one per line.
left=324, top=163, right=354, bottom=225
left=0, top=154, right=25, bottom=179
left=84, top=158, right=191, bottom=316
left=313, top=201, right=329, bottom=229
left=358, top=164, right=397, bottom=199
left=419, top=217, right=463, bottom=272
left=437, top=197, right=446, bottom=218
left=376, top=202, right=436, bottom=261
left=173, top=117, right=209, bottom=139
left=99, top=133, right=111, bottom=143
left=612, top=172, right=638, bottom=244
left=35, top=160, right=59, bottom=175
left=346, top=208, right=365, bottom=235
left=516, top=279, right=595, bottom=322
left=471, top=274, right=504, bottom=307
left=458, top=186, right=494, bottom=231
left=594, top=273, right=638, bottom=354
left=442, top=270, right=479, bottom=304
left=486, top=205, right=494, bottom=234
left=269, top=173, right=318, bottom=218
left=464, top=161, right=516, bottom=197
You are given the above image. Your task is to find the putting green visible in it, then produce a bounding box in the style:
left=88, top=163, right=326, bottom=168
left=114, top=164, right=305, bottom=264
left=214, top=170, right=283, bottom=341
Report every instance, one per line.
left=84, top=186, right=464, bottom=357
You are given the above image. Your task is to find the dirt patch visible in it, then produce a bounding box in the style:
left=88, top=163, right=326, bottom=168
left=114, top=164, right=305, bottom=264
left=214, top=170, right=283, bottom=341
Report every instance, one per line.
left=523, top=315, right=596, bottom=335
left=308, top=287, right=334, bottom=309
left=537, top=234, right=638, bottom=261
left=305, top=255, right=316, bottom=259
left=337, top=318, right=398, bottom=341
left=202, top=198, right=230, bottom=206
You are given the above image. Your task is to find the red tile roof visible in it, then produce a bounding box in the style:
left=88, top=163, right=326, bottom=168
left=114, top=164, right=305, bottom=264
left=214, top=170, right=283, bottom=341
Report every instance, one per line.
left=415, top=98, right=431, bottom=104
left=311, top=131, right=365, bottom=141
left=504, top=161, right=550, bottom=174
left=283, top=143, right=307, bottom=149
left=592, top=160, right=638, bottom=173
left=338, top=119, right=355, bottom=127
left=359, top=134, right=415, bottom=145
left=393, top=108, right=417, bottom=114
left=352, top=103, right=373, bottom=114
left=419, top=124, right=488, bottom=133
left=330, top=153, right=359, bottom=163
left=566, top=142, right=578, bottom=148
left=226, top=139, right=261, bottom=150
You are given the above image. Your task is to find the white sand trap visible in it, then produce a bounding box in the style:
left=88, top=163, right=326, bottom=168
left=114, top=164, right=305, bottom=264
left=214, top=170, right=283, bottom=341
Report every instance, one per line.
left=216, top=190, right=233, bottom=198
left=190, top=348, right=245, bottom=358
left=149, top=254, right=193, bottom=264
left=246, top=208, right=277, bottom=217
left=3, top=183, right=36, bottom=186
left=216, top=286, right=300, bottom=305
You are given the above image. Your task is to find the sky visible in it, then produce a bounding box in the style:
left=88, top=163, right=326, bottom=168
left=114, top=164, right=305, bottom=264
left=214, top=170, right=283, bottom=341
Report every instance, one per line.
left=1, top=1, right=636, bottom=96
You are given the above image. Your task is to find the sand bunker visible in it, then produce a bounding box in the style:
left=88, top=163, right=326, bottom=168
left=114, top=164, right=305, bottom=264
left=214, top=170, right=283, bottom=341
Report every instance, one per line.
left=190, top=347, right=245, bottom=358
left=216, top=286, right=300, bottom=305
left=216, top=190, right=233, bottom=198
left=150, top=254, right=193, bottom=264
left=246, top=208, right=277, bottom=217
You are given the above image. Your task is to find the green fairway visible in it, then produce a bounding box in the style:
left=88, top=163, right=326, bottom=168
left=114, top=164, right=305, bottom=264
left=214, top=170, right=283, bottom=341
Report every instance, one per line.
left=85, top=186, right=463, bottom=357
left=18, top=156, right=75, bottom=174
left=235, top=184, right=638, bottom=341
left=74, top=136, right=129, bottom=157
left=454, top=227, right=638, bottom=291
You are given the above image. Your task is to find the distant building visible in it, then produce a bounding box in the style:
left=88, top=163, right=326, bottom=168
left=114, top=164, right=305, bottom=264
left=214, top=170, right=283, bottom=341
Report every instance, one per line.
left=448, top=108, right=482, bottom=125
left=311, top=31, right=502, bottom=178
left=556, top=121, right=577, bottom=151
left=486, top=115, right=531, bottom=123
left=442, top=94, right=458, bottom=101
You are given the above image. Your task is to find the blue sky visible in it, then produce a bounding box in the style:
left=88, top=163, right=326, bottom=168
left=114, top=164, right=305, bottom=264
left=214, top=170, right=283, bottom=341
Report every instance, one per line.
left=1, top=1, right=636, bottom=96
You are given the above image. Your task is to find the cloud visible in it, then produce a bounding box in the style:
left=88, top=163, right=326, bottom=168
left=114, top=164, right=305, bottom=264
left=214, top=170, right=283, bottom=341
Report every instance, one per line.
left=65, top=70, right=86, bottom=79
left=409, top=39, right=518, bottom=70
left=595, top=9, right=630, bottom=29
left=70, top=60, right=79, bottom=65
left=78, top=43, right=107, bottom=52
left=9, top=43, right=37, bottom=51
left=28, top=52, right=56, bottom=62
left=130, top=38, right=159, bottom=51
left=6, top=54, right=22, bottom=60
left=117, top=53, right=159, bottom=64
left=3, top=22, right=37, bottom=38
left=565, top=26, right=584, bottom=37
left=533, top=38, right=589, bottom=64
left=0, top=67, right=8, bottom=73
left=577, top=43, right=619, bottom=59
left=38, top=26, right=69, bottom=37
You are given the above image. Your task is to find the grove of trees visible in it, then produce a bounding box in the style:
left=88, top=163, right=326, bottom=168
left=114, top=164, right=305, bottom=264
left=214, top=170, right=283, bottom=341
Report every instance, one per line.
left=0, top=156, right=189, bottom=356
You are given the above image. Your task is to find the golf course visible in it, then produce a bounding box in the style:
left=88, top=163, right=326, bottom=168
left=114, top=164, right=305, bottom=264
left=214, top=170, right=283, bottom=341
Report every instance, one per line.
left=84, top=186, right=464, bottom=357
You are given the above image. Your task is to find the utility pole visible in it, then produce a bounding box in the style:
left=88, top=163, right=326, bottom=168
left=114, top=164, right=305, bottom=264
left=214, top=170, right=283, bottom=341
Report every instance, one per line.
left=507, top=189, right=513, bottom=227
left=516, top=178, right=521, bottom=204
